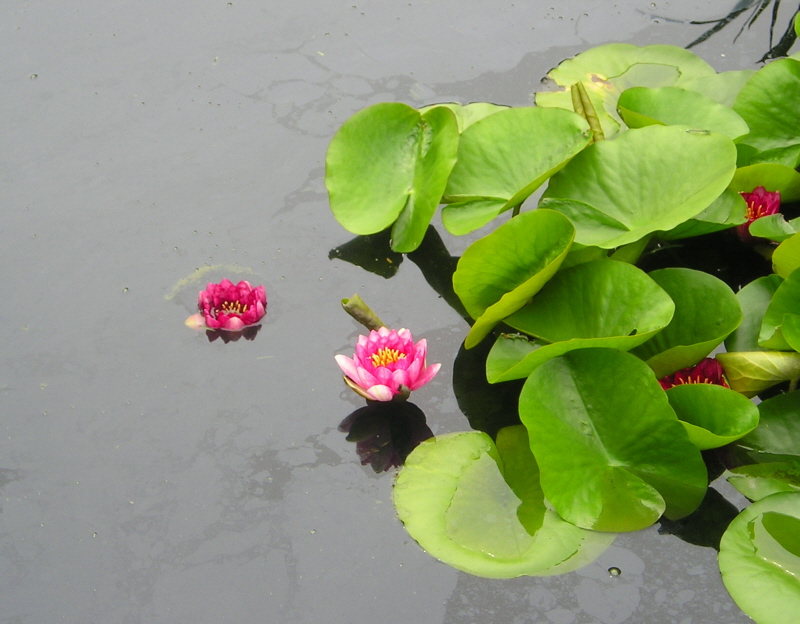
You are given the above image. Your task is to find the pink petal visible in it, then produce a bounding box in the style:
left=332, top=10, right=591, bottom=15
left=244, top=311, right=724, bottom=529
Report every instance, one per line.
left=185, top=313, right=207, bottom=330
left=366, top=385, right=394, bottom=401
left=334, top=354, right=360, bottom=380
left=409, top=362, right=441, bottom=390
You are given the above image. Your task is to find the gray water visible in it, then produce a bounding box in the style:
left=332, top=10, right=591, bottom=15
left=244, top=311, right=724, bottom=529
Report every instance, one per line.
left=2, top=1, right=796, bottom=622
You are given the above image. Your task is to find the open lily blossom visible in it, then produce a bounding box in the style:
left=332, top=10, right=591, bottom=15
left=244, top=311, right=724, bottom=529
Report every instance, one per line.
left=659, top=358, right=730, bottom=390
left=335, top=327, right=441, bottom=402
left=737, top=186, right=781, bottom=242
left=185, top=279, right=267, bottom=331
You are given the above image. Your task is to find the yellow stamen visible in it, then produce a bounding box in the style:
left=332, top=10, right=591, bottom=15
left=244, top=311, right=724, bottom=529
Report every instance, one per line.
left=221, top=301, right=248, bottom=315
left=370, top=347, right=406, bottom=368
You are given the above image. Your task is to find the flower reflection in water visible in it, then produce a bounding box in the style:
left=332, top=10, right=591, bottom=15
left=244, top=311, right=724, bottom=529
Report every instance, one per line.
left=339, top=402, right=433, bottom=473
left=204, top=325, right=262, bottom=343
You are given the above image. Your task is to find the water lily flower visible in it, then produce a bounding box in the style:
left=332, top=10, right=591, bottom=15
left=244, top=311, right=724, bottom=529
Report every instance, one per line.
left=185, top=279, right=267, bottom=331
left=737, top=186, right=781, bottom=241
left=658, top=358, right=729, bottom=390
left=335, top=327, right=441, bottom=402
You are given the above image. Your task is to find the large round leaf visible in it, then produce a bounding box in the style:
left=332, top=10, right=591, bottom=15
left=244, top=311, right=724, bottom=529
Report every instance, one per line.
left=486, top=260, right=674, bottom=382
left=630, top=268, right=742, bottom=378
left=418, top=102, right=509, bottom=132
left=680, top=70, right=756, bottom=107
left=440, top=107, right=591, bottom=234
left=393, top=429, right=614, bottom=578
left=453, top=210, right=575, bottom=349
left=729, top=163, right=800, bottom=202
left=540, top=125, right=737, bottom=248
left=325, top=102, right=458, bottom=252
left=519, top=348, right=707, bottom=532
left=720, top=492, right=800, bottom=624
left=760, top=268, right=800, bottom=350
left=536, top=43, right=716, bottom=138
left=728, top=461, right=800, bottom=501
left=773, top=232, right=800, bottom=278
left=658, top=188, right=747, bottom=241
left=617, top=86, right=749, bottom=139
left=717, top=351, right=800, bottom=397
left=737, top=391, right=800, bottom=458
left=665, top=384, right=759, bottom=450
left=725, top=275, right=783, bottom=352
left=734, top=58, right=800, bottom=152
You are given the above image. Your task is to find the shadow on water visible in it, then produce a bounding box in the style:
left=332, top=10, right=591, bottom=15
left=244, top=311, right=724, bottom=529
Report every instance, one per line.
left=339, top=401, right=433, bottom=473
left=682, top=0, right=799, bottom=60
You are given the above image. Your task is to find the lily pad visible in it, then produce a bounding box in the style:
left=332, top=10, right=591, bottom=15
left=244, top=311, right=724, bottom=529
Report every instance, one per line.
left=728, top=461, right=800, bottom=501
left=617, top=86, right=749, bottom=139
left=453, top=210, right=575, bottom=349
left=734, top=57, right=800, bottom=153
left=540, top=124, right=737, bottom=248
left=760, top=268, right=800, bottom=350
left=393, top=429, right=614, bottom=578
left=665, top=384, right=759, bottom=450
left=720, top=492, right=800, bottom=624
left=680, top=70, right=756, bottom=107
left=487, top=260, right=675, bottom=382
left=519, top=348, right=707, bottom=532
left=729, top=163, right=800, bottom=202
left=441, top=107, right=591, bottom=235
left=737, top=391, right=800, bottom=458
left=725, top=275, right=784, bottom=352
left=773, top=232, right=800, bottom=279
left=418, top=102, right=508, bottom=132
left=716, top=351, right=800, bottom=397
left=658, top=189, right=747, bottom=240
left=325, top=102, right=459, bottom=252
left=536, top=43, right=716, bottom=138
left=630, top=268, right=742, bottom=378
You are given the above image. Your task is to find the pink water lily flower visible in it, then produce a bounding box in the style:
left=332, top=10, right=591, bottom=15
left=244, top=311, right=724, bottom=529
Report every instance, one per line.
left=335, top=327, right=441, bottom=402
left=737, top=186, right=781, bottom=241
left=185, top=279, right=267, bottom=331
left=659, top=358, right=729, bottom=390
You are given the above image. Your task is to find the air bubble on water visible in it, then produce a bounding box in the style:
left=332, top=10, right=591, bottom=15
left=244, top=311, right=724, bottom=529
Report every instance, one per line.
left=609, top=567, right=622, bottom=576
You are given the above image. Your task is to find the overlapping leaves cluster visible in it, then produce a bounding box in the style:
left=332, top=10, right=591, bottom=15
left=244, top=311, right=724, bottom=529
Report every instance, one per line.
left=328, top=31, right=800, bottom=624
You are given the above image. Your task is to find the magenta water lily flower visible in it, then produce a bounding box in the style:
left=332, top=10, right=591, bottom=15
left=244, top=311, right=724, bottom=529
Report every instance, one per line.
left=737, top=186, right=781, bottom=241
left=335, top=327, right=441, bottom=402
left=185, top=279, right=267, bottom=331
left=659, top=358, right=729, bottom=390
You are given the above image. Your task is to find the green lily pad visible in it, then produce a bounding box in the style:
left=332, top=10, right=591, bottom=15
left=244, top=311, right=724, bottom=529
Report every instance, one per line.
left=734, top=57, right=800, bottom=153
left=453, top=210, right=575, bottom=349
left=540, top=125, right=737, bottom=248
left=748, top=214, right=800, bottom=243
left=737, top=391, right=800, bottom=458
left=760, top=268, right=800, bottom=350
left=393, top=429, right=614, bottom=578
left=720, top=492, right=800, bottom=624
left=728, top=461, right=800, bottom=501
left=536, top=43, right=716, bottom=138
left=716, top=351, right=800, bottom=397
left=325, top=102, right=459, bottom=252
left=441, top=107, right=591, bottom=235
left=630, top=268, right=742, bottom=378
left=617, top=86, right=749, bottom=139
left=519, top=348, right=707, bottom=532
left=680, top=70, right=757, bottom=107
left=487, top=260, right=675, bottom=382
left=658, top=189, right=747, bottom=240
left=750, top=144, right=800, bottom=169
left=725, top=275, right=784, bottom=352
left=665, top=384, right=759, bottom=450
left=418, top=102, right=509, bottom=132
left=773, top=232, right=800, bottom=279
left=729, top=163, right=800, bottom=202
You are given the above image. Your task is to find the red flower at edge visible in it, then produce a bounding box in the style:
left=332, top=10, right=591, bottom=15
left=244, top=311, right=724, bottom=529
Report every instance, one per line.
left=737, top=186, right=781, bottom=242
left=659, top=358, right=729, bottom=390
